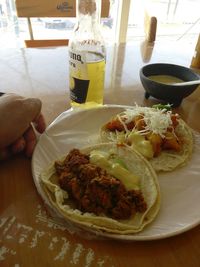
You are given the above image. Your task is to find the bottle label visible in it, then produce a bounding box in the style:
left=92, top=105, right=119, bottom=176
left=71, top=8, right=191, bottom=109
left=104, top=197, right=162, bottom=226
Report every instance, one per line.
left=69, top=49, right=105, bottom=105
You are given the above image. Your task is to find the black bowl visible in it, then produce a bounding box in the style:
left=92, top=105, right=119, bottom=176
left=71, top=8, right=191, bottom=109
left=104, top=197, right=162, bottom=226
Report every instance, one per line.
left=140, top=63, right=200, bottom=107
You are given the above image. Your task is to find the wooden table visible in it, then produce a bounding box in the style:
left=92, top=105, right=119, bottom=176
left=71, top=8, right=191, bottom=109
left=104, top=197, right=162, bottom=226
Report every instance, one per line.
left=0, top=40, right=200, bottom=267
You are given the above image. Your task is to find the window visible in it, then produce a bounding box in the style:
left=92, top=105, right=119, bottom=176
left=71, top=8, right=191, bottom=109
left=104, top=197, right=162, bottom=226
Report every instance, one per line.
left=0, top=0, right=118, bottom=48
left=0, top=0, right=199, bottom=48
left=127, top=0, right=200, bottom=44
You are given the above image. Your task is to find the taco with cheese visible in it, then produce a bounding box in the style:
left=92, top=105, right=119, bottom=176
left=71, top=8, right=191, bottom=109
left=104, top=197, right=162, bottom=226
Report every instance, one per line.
left=100, top=105, right=193, bottom=172
left=40, top=143, right=160, bottom=235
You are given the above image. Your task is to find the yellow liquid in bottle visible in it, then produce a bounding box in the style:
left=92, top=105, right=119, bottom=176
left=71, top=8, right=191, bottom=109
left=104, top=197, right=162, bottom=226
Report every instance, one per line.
left=86, top=59, right=105, bottom=103
left=70, top=53, right=105, bottom=109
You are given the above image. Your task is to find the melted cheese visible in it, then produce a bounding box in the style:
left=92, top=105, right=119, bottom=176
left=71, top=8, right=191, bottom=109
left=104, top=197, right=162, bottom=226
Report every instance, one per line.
left=89, top=150, right=139, bottom=190
left=128, top=132, right=154, bottom=159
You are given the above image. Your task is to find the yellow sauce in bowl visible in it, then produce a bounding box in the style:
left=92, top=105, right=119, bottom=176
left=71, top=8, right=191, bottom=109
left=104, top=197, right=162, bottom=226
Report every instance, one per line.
left=148, top=75, right=184, bottom=84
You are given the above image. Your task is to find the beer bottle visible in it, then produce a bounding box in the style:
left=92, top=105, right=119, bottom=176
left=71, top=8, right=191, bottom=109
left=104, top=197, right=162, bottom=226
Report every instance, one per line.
left=69, top=0, right=106, bottom=108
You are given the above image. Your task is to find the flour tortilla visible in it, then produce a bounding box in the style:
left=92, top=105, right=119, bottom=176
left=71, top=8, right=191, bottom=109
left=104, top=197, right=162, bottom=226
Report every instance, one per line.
left=100, top=113, right=193, bottom=172
left=40, top=143, right=160, bottom=235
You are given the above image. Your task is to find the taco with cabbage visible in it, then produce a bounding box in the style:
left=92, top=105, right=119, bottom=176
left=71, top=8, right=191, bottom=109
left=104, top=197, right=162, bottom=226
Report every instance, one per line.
left=40, top=143, right=160, bottom=235
left=100, top=105, right=193, bottom=172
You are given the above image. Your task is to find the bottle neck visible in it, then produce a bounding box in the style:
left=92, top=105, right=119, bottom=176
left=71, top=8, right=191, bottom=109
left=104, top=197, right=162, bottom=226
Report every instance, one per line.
left=76, top=0, right=101, bottom=26
left=70, top=0, right=105, bottom=55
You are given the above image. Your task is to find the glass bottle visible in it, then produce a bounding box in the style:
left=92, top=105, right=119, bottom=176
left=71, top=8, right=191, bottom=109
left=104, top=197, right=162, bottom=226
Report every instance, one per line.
left=68, top=0, right=106, bottom=108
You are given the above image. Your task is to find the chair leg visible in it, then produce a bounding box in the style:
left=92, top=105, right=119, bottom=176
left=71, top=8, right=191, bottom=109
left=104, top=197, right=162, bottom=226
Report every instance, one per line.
left=27, top=17, right=34, bottom=40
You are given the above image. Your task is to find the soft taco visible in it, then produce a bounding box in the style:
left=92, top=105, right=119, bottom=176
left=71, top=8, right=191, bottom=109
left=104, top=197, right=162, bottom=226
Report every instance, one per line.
left=40, top=143, right=160, bottom=235
left=100, top=105, right=193, bottom=172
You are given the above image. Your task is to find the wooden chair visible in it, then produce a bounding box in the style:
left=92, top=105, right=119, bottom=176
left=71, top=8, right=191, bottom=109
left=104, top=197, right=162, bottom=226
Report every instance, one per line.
left=144, top=11, right=157, bottom=43
left=15, top=0, right=110, bottom=48
left=191, top=34, right=200, bottom=69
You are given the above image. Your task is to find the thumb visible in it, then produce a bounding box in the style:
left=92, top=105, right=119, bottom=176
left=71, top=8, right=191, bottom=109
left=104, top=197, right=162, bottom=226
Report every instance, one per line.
left=0, top=96, right=42, bottom=149
left=22, top=98, right=42, bottom=122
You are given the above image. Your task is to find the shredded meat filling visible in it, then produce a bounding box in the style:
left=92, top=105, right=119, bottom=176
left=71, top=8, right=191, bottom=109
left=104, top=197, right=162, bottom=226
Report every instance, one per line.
left=55, top=149, right=147, bottom=220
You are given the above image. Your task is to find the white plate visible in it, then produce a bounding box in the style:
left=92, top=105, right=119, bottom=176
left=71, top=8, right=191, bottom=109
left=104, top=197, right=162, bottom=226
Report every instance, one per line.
left=32, top=105, right=200, bottom=241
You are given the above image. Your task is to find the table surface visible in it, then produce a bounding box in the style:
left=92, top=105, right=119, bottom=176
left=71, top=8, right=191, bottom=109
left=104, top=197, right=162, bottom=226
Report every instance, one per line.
left=0, top=40, right=200, bottom=267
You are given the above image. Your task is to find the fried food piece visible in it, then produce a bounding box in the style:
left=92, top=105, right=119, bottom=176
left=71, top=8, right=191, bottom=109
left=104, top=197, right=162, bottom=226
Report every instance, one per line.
left=105, top=118, right=135, bottom=132
left=147, top=133, right=163, bottom=157
left=134, top=115, right=146, bottom=131
left=163, top=131, right=181, bottom=151
left=170, top=114, right=179, bottom=128
left=105, top=119, right=125, bottom=131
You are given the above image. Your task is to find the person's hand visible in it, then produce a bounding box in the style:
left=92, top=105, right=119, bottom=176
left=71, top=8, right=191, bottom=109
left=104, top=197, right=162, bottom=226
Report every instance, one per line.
left=0, top=94, right=46, bottom=160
